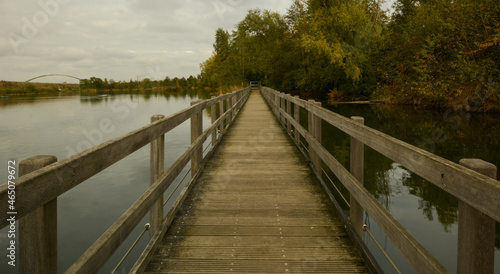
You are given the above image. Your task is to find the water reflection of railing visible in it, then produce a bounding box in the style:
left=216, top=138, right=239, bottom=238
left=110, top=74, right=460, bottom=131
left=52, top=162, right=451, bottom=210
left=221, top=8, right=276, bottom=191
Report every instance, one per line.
left=0, top=87, right=250, bottom=273
left=262, top=87, right=499, bottom=273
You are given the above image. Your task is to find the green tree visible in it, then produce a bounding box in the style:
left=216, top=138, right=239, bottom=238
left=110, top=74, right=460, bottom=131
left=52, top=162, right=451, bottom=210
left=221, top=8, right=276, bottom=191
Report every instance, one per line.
left=374, top=0, right=500, bottom=108
left=108, top=79, right=116, bottom=92
left=187, top=75, right=197, bottom=87
left=128, top=79, right=134, bottom=92
left=200, top=54, right=220, bottom=88
left=79, top=79, right=91, bottom=90
left=300, top=0, right=383, bottom=95
left=89, top=77, right=104, bottom=90
left=214, top=28, right=231, bottom=61
left=142, top=78, right=152, bottom=90
left=163, top=76, right=172, bottom=87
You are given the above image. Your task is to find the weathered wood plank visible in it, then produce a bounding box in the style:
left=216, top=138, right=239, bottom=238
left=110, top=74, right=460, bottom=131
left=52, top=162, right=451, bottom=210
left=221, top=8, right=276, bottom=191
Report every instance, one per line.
left=457, top=159, right=497, bottom=274
left=350, top=116, right=365, bottom=237
left=191, top=100, right=203, bottom=176
left=211, top=96, right=217, bottom=145
left=151, top=246, right=360, bottom=260
left=149, top=115, right=165, bottom=238
left=308, top=100, right=322, bottom=176
left=19, top=156, right=58, bottom=274
left=146, top=259, right=367, bottom=273
left=167, top=225, right=343, bottom=236
left=286, top=94, right=292, bottom=133
left=293, top=95, right=301, bottom=144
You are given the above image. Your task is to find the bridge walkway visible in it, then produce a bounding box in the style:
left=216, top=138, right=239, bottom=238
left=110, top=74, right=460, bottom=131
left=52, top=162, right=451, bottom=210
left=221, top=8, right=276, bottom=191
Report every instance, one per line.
left=143, top=89, right=370, bottom=273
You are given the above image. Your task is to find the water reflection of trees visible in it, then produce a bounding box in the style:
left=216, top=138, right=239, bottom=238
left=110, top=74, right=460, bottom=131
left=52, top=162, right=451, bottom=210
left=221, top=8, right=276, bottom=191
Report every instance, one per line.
left=78, top=88, right=215, bottom=103
left=367, top=155, right=458, bottom=232
left=323, top=103, right=500, bottom=234
left=405, top=176, right=458, bottom=232
left=369, top=104, right=498, bottom=236
left=79, top=95, right=110, bottom=105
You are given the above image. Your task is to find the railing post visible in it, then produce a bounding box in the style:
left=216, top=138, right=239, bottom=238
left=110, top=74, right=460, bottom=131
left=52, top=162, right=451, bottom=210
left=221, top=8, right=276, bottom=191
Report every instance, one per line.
left=211, top=96, right=217, bottom=145
left=191, top=101, right=203, bottom=176
left=19, top=155, right=58, bottom=274
left=286, top=94, right=292, bottom=133
left=274, top=93, right=280, bottom=119
left=150, top=115, right=165, bottom=238
left=350, top=116, right=365, bottom=237
left=226, top=97, right=231, bottom=129
left=308, top=100, right=322, bottom=175
left=280, top=93, right=286, bottom=125
left=457, top=159, right=497, bottom=274
left=232, top=92, right=236, bottom=119
left=294, top=96, right=300, bottom=144
left=219, top=98, right=225, bottom=134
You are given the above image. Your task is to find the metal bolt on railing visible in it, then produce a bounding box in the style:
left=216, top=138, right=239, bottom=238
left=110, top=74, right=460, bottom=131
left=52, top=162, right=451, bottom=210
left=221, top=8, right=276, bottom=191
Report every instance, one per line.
left=111, top=223, right=151, bottom=274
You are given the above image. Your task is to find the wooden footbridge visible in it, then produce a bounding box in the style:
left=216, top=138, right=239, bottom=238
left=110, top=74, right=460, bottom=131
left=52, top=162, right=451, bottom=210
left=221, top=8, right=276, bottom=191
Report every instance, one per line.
left=1, top=85, right=499, bottom=273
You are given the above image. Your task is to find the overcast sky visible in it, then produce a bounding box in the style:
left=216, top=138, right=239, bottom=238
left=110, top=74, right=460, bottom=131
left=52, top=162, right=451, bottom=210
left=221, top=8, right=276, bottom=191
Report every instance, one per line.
left=0, top=0, right=393, bottom=84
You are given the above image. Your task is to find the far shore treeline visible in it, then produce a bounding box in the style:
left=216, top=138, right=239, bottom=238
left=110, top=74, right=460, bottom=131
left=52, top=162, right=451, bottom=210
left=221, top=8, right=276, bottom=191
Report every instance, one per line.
left=199, top=0, right=500, bottom=111
left=78, top=76, right=205, bottom=94
left=0, top=75, right=211, bottom=97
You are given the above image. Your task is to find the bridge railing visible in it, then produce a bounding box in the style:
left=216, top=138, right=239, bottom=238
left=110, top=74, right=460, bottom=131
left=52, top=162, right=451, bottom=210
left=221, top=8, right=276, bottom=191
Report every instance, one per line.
left=250, top=81, right=261, bottom=89
left=0, top=87, right=250, bottom=273
left=261, top=87, right=499, bottom=274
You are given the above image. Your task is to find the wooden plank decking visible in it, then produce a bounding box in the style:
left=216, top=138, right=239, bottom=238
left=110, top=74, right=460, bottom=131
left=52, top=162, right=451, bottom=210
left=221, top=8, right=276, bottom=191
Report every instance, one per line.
left=143, top=89, right=369, bottom=273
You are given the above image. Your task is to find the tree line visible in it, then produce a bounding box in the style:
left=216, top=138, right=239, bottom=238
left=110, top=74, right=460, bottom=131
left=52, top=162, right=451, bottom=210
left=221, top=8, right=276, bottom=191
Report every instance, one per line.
left=79, top=75, right=202, bottom=93
left=199, top=0, right=500, bottom=110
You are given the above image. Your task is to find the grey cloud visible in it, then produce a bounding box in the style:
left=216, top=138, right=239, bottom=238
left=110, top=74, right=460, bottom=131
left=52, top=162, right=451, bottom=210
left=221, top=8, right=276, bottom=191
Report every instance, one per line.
left=0, top=0, right=292, bottom=82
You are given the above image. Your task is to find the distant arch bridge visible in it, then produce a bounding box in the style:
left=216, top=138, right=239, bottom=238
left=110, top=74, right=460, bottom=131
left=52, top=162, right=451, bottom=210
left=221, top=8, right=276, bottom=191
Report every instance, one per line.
left=26, top=74, right=81, bottom=82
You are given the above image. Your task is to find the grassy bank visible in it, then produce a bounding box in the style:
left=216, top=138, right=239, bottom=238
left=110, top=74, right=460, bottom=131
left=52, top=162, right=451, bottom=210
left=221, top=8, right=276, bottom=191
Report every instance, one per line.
left=0, top=81, right=216, bottom=97
left=323, top=84, right=500, bottom=113
left=0, top=81, right=80, bottom=96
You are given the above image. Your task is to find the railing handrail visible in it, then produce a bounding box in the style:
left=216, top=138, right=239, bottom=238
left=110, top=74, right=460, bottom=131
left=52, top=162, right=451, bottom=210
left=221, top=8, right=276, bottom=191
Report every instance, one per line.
left=0, top=89, right=248, bottom=229
left=250, top=81, right=261, bottom=88
left=67, top=88, right=250, bottom=273
left=261, top=87, right=499, bottom=273
left=263, top=87, right=500, bottom=222
left=0, top=87, right=251, bottom=272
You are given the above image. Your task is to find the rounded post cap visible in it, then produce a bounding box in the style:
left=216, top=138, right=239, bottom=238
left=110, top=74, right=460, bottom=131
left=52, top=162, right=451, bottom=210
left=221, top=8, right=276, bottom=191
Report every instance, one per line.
left=459, top=159, right=497, bottom=179
left=151, top=114, right=165, bottom=122
left=351, top=116, right=365, bottom=124
left=19, top=155, right=58, bottom=176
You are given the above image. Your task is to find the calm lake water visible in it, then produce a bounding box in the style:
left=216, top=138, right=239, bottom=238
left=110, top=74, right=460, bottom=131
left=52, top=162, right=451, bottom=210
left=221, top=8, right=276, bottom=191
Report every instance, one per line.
left=0, top=91, right=499, bottom=273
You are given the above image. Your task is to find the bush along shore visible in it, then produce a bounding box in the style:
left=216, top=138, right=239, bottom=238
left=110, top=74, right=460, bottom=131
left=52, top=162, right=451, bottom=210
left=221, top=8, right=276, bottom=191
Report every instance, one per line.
left=0, top=81, right=80, bottom=97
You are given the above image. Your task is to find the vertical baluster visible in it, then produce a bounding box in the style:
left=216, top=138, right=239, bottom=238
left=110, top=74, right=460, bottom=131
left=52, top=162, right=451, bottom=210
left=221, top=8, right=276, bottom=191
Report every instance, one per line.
left=286, top=94, right=292, bottom=133
left=280, top=93, right=286, bottom=125
left=219, top=98, right=225, bottom=134
left=350, top=116, right=365, bottom=237
left=19, top=155, right=58, bottom=273
left=457, top=159, right=496, bottom=274
left=150, top=115, right=165, bottom=238
left=294, top=96, right=300, bottom=144
left=226, top=97, right=231, bottom=129
left=211, top=96, right=217, bottom=145
left=191, top=101, right=203, bottom=176
left=308, top=100, right=322, bottom=175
